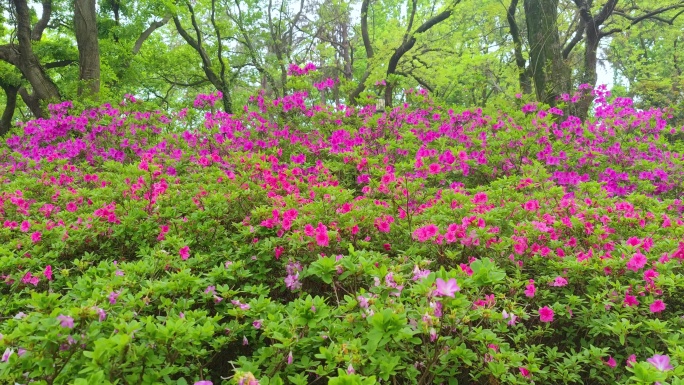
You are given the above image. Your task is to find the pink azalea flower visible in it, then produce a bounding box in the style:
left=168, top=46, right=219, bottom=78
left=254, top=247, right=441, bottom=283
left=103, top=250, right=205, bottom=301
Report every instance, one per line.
left=539, top=306, right=554, bottom=322
left=434, top=278, right=459, bottom=297
left=31, top=231, right=42, bottom=243
left=96, top=307, right=107, bottom=321
left=523, top=199, right=539, bottom=211
left=623, top=294, right=639, bottom=307
left=647, top=354, right=673, bottom=371
left=20, top=220, right=30, bottom=232
left=57, top=315, right=74, bottom=329
left=626, top=252, right=647, bottom=272
left=650, top=300, right=666, bottom=313
left=315, top=223, right=329, bottom=246
left=605, top=356, right=616, bottom=368
left=502, top=310, right=518, bottom=326
left=626, top=354, right=637, bottom=367
left=519, top=367, right=531, bottom=378
left=179, top=245, right=190, bottom=260
left=524, top=280, right=536, bottom=298
left=1, top=348, right=12, bottom=362
left=109, top=291, right=120, bottom=305
left=44, top=265, right=53, bottom=281
left=194, top=381, right=213, bottom=385
left=550, top=276, right=568, bottom=287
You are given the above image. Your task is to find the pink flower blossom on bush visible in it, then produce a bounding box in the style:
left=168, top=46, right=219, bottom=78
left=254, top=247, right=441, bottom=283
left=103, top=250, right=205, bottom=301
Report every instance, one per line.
left=434, top=278, right=459, bottom=297
left=647, top=354, right=673, bottom=371
left=179, top=246, right=190, bottom=260
left=539, top=306, right=554, bottom=322
left=650, top=300, right=666, bottom=313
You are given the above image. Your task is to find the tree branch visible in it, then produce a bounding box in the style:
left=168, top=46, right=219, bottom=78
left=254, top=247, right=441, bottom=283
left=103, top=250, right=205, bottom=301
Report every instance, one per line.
left=614, top=4, right=684, bottom=23
left=562, top=19, right=586, bottom=59
left=360, top=0, right=374, bottom=59
left=0, top=44, right=20, bottom=66
left=133, top=15, right=171, bottom=56
left=403, top=0, right=418, bottom=44
left=387, top=7, right=455, bottom=75
left=31, top=0, right=53, bottom=41
left=44, top=59, right=76, bottom=69
left=395, top=70, right=434, bottom=92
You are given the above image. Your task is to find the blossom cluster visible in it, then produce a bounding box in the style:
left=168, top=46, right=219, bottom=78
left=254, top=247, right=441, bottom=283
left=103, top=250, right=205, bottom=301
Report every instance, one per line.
left=1, top=85, right=683, bottom=384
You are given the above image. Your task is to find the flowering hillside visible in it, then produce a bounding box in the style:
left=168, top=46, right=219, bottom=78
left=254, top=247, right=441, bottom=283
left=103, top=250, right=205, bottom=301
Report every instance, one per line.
left=2, top=86, right=684, bottom=385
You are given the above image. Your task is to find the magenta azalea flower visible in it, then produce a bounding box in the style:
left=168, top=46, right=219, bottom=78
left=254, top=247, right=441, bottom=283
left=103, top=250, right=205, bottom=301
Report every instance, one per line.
left=539, top=306, right=554, bottom=322
left=519, top=367, right=531, bottom=378
left=31, top=231, right=42, bottom=243
left=524, top=280, right=536, bottom=298
left=179, top=245, right=190, bottom=260
left=194, top=381, right=213, bottom=385
left=647, top=354, right=673, bottom=371
left=550, top=276, right=568, bottom=287
left=650, top=300, right=666, bottom=313
left=623, top=294, right=639, bottom=307
left=434, top=278, right=459, bottom=297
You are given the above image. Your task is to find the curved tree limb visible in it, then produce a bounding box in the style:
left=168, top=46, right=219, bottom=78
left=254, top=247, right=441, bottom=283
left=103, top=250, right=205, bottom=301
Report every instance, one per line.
left=384, top=5, right=456, bottom=106
left=132, top=15, right=171, bottom=56
left=0, top=80, right=19, bottom=136
left=31, top=0, right=53, bottom=41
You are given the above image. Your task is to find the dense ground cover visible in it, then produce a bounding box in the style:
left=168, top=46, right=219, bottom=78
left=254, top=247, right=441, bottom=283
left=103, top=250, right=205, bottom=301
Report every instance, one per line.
left=2, top=80, right=684, bottom=384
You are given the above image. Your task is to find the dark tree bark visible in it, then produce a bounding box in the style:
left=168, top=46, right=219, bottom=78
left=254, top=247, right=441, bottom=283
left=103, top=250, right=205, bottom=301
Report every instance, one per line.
left=523, top=0, right=571, bottom=106
left=348, top=0, right=375, bottom=104
left=0, top=80, right=19, bottom=136
left=506, top=0, right=532, bottom=95
left=74, top=0, right=101, bottom=97
left=570, top=0, right=618, bottom=119
left=5, top=0, right=61, bottom=117
left=32, top=0, right=53, bottom=41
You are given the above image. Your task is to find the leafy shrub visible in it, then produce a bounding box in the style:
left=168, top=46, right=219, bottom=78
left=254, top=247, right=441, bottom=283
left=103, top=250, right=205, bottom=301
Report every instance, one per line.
left=2, top=83, right=684, bottom=384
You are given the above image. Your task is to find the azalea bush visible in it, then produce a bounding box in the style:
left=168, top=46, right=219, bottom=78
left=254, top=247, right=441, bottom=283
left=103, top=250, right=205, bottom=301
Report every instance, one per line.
left=2, top=72, right=684, bottom=384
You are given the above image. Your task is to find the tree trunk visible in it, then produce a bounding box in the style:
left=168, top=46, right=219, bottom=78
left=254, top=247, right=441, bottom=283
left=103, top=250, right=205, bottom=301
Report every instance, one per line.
left=10, top=0, right=61, bottom=117
left=523, top=0, right=570, bottom=106
left=572, top=0, right=618, bottom=120
left=74, top=0, right=101, bottom=97
left=0, top=82, right=19, bottom=136
left=506, top=0, right=532, bottom=94
left=348, top=0, right=375, bottom=104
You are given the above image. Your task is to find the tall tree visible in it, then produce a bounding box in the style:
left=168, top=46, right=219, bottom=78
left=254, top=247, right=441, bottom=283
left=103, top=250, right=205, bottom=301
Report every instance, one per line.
left=523, top=0, right=571, bottom=107
left=0, top=0, right=62, bottom=117
left=74, top=0, right=101, bottom=97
